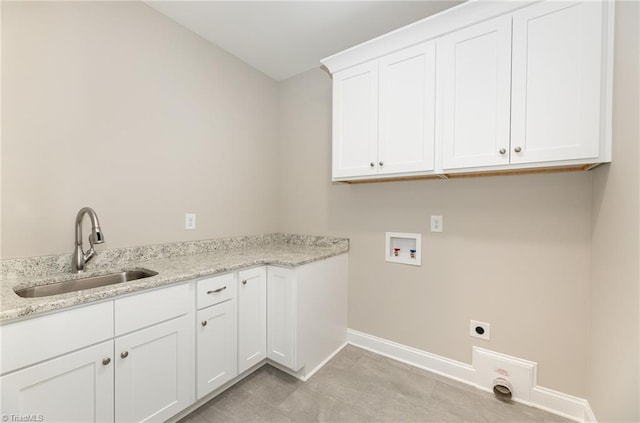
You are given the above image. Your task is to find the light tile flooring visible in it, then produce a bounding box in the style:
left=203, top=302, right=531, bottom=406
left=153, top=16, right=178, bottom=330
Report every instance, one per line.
left=180, top=345, right=571, bottom=423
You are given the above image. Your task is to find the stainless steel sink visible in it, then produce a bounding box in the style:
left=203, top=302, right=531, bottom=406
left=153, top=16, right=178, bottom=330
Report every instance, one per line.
left=14, top=269, right=158, bottom=298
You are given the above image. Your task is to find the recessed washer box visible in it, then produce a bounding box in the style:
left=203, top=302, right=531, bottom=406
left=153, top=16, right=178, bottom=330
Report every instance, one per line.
left=385, top=232, right=421, bottom=266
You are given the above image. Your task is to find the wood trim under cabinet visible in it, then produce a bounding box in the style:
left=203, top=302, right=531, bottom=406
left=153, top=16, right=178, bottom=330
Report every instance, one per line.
left=334, top=163, right=601, bottom=184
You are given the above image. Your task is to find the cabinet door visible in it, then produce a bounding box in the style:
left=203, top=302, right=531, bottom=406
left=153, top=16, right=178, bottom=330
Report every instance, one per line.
left=267, top=266, right=300, bottom=371
left=438, top=15, right=512, bottom=170
left=0, top=341, right=114, bottom=423
left=332, top=60, right=379, bottom=179
left=511, top=2, right=604, bottom=163
left=378, top=41, right=436, bottom=175
left=197, top=300, right=237, bottom=399
left=237, top=267, right=267, bottom=374
left=115, top=314, right=194, bottom=423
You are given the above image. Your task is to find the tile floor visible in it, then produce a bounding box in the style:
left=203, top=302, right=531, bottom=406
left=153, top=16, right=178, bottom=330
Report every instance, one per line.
left=180, top=345, right=571, bottom=423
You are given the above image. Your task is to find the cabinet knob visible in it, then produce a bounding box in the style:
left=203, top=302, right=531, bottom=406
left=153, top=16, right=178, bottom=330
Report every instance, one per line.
left=206, top=286, right=227, bottom=294
left=369, top=162, right=375, bottom=167
left=379, top=161, right=384, bottom=166
left=242, top=280, right=247, bottom=285
left=514, top=146, right=522, bottom=153
left=499, top=148, right=506, bottom=155
left=120, top=351, right=129, bottom=359
left=201, top=320, right=208, bottom=327
left=102, top=357, right=111, bottom=366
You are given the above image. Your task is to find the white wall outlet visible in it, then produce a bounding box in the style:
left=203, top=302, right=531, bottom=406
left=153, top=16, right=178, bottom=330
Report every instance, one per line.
left=470, top=320, right=490, bottom=341
left=185, top=213, right=196, bottom=230
left=430, top=215, right=443, bottom=232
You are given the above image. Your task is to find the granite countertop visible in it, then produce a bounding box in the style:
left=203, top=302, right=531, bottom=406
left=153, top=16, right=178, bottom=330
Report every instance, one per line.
left=0, top=234, right=348, bottom=323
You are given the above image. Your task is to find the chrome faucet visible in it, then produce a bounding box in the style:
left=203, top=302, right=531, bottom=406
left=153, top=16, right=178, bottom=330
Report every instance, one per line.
left=72, top=207, right=105, bottom=272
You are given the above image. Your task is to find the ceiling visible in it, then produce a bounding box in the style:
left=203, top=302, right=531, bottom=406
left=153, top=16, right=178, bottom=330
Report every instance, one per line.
left=144, top=1, right=464, bottom=81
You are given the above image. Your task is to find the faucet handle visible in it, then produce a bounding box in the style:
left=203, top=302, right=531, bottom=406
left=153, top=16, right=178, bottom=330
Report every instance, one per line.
left=84, top=247, right=96, bottom=263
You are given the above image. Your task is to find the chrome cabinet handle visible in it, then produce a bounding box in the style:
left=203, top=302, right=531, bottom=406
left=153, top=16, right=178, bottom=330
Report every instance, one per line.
left=121, top=351, right=129, bottom=359
left=369, top=162, right=375, bottom=167
left=379, top=161, right=384, bottom=166
left=242, top=280, right=247, bottom=285
left=206, top=286, right=227, bottom=294
left=102, top=357, right=111, bottom=366
left=499, top=148, right=506, bottom=155
left=514, top=146, right=522, bottom=153
left=201, top=320, right=208, bottom=327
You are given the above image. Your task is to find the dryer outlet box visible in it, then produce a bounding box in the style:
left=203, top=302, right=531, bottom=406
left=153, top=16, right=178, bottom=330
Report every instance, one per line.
left=472, top=347, right=537, bottom=402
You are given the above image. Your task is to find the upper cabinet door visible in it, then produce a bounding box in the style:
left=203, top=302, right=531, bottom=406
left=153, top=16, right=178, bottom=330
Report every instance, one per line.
left=332, top=60, right=379, bottom=178
left=438, top=15, right=513, bottom=170
left=378, top=41, right=436, bottom=175
left=511, top=2, right=604, bottom=164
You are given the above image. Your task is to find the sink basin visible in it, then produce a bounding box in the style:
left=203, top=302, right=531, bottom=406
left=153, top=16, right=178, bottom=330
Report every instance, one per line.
left=14, top=269, right=158, bottom=298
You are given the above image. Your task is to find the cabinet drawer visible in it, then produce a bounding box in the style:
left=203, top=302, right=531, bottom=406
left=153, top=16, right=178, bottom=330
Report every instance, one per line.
left=0, top=301, right=113, bottom=375
left=197, top=273, right=236, bottom=309
left=115, top=283, right=190, bottom=336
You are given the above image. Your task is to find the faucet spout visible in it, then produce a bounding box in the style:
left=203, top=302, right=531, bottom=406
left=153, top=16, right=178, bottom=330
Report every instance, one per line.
left=72, top=207, right=105, bottom=273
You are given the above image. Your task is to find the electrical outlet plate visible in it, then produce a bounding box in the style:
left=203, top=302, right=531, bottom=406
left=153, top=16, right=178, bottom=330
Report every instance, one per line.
left=470, top=320, right=490, bottom=341
left=431, top=215, right=443, bottom=232
left=185, top=213, right=196, bottom=230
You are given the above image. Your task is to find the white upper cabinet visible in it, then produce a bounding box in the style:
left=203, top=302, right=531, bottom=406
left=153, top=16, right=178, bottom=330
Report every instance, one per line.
left=378, top=41, right=436, bottom=174
left=332, top=60, right=379, bottom=179
left=322, top=0, right=613, bottom=181
left=510, top=1, right=605, bottom=164
left=332, top=41, right=437, bottom=180
left=438, top=16, right=513, bottom=170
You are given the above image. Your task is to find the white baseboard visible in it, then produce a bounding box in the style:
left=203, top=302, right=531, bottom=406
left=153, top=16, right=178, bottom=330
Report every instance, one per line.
left=530, top=386, right=595, bottom=423
left=302, top=341, right=348, bottom=381
left=268, top=341, right=348, bottom=382
left=347, top=328, right=595, bottom=423
left=347, top=328, right=476, bottom=385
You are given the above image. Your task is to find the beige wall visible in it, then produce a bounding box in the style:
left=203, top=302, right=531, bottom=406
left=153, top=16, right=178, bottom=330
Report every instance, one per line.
left=278, top=67, right=593, bottom=396
left=588, top=1, right=640, bottom=421
left=1, top=1, right=280, bottom=258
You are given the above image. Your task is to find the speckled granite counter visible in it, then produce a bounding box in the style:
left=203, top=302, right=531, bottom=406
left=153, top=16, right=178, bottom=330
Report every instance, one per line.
left=0, top=234, right=348, bottom=323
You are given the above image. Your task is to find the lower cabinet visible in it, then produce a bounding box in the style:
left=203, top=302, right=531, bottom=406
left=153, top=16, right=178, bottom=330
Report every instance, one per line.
left=0, top=341, right=114, bottom=423
left=0, top=253, right=349, bottom=422
left=266, top=254, right=349, bottom=379
left=115, top=314, right=194, bottom=423
left=0, top=283, right=195, bottom=423
left=237, top=267, right=267, bottom=374
left=196, top=299, right=237, bottom=399
left=266, top=266, right=300, bottom=371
